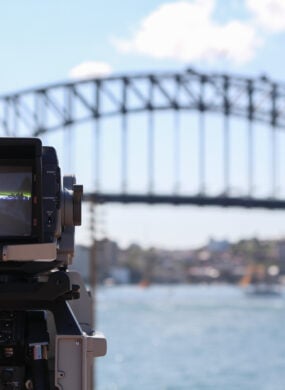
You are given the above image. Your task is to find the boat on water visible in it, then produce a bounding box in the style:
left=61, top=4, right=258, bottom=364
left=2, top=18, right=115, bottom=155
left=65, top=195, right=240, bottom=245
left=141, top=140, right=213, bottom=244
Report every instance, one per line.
left=245, top=283, right=282, bottom=297
left=138, top=279, right=151, bottom=288
left=240, top=264, right=282, bottom=297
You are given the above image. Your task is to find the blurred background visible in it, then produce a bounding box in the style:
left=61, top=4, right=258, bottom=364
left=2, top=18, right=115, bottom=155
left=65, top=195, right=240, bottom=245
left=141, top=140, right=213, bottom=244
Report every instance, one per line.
left=2, top=0, right=285, bottom=388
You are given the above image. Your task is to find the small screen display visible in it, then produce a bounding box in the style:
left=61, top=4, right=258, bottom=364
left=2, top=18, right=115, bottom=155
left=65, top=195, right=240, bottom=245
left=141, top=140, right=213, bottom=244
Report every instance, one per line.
left=0, top=166, right=32, bottom=236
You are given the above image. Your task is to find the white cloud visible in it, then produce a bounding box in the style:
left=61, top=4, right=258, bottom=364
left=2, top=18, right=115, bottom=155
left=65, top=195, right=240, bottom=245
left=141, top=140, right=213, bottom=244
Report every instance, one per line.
left=69, top=61, right=112, bottom=79
left=246, top=0, right=285, bottom=32
left=113, top=0, right=261, bottom=64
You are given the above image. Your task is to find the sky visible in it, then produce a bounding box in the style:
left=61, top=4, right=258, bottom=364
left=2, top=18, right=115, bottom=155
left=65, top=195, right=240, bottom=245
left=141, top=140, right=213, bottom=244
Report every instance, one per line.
left=2, top=0, right=285, bottom=249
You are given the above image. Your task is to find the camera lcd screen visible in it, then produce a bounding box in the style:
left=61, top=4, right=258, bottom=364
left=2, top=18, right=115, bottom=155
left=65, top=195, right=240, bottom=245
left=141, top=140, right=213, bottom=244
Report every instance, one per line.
left=0, top=166, right=32, bottom=237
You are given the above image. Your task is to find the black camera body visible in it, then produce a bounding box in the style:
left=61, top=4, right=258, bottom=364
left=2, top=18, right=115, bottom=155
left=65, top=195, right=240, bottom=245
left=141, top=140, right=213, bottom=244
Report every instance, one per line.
left=0, top=138, right=106, bottom=390
left=0, top=138, right=60, bottom=243
left=0, top=138, right=83, bottom=272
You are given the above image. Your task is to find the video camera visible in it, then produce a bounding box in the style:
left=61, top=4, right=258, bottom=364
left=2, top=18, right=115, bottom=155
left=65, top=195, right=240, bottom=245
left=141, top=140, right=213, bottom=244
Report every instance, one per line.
left=0, top=138, right=106, bottom=389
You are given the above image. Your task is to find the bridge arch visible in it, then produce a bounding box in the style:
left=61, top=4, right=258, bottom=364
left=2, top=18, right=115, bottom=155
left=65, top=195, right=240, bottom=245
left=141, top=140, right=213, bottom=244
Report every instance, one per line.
left=1, top=69, right=285, bottom=209
left=0, top=69, right=284, bottom=136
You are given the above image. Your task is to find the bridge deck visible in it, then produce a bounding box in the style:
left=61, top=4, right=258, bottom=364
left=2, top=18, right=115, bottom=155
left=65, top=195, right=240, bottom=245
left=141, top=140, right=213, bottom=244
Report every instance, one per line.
left=84, top=193, right=285, bottom=210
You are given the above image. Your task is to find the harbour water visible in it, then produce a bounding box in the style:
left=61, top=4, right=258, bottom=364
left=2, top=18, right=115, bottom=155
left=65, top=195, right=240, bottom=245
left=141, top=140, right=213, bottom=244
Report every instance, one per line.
left=96, top=285, right=285, bottom=390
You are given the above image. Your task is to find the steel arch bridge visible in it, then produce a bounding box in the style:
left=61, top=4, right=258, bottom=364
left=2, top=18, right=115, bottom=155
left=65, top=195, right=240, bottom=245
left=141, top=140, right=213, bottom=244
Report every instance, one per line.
left=1, top=68, right=285, bottom=209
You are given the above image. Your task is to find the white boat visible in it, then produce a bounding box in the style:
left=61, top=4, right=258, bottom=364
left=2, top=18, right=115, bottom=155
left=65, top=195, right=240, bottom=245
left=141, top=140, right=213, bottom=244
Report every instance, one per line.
left=245, top=283, right=281, bottom=297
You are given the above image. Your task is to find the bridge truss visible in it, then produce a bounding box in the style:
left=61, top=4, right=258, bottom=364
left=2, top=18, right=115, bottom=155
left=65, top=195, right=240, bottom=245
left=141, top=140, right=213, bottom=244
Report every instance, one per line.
left=1, top=68, right=285, bottom=209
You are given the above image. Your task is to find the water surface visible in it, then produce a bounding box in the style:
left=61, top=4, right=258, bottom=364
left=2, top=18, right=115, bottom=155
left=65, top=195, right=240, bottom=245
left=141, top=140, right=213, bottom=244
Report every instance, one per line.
left=97, top=285, right=285, bottom=390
